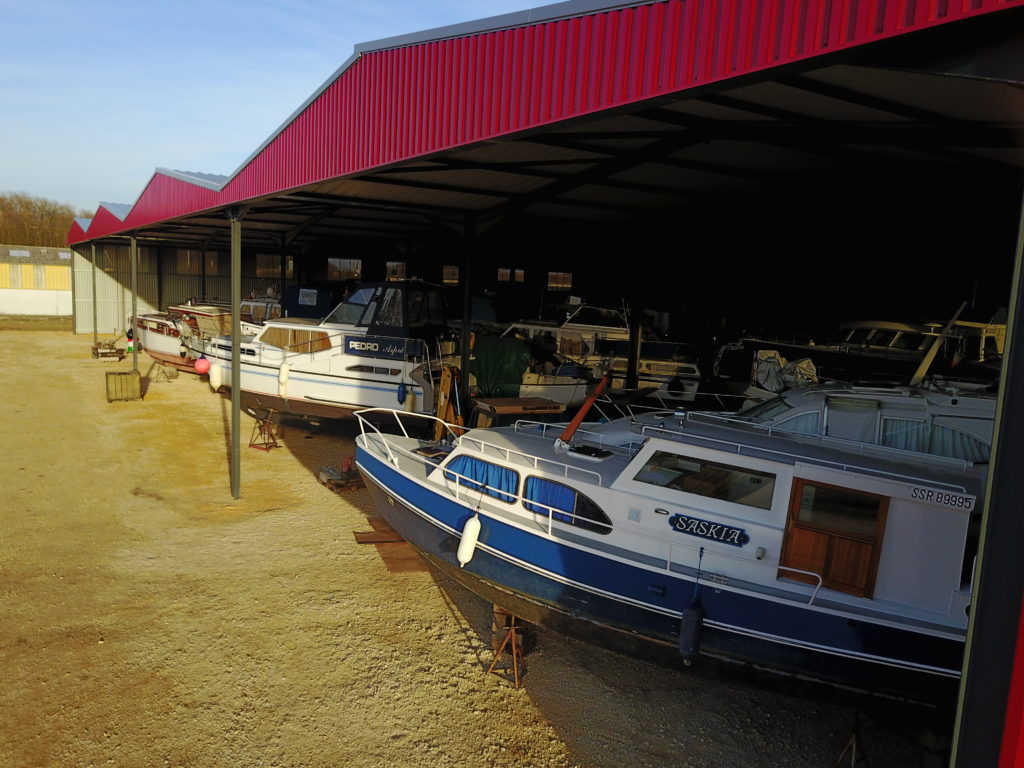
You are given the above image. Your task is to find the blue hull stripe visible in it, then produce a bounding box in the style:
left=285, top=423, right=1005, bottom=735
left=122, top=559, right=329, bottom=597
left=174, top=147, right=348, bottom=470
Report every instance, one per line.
left=356, top=447, right=964, bottom=681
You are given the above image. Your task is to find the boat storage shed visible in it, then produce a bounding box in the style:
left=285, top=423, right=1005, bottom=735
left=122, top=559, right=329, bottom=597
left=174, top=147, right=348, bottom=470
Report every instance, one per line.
left=66, top=1, right=1024, bottom=764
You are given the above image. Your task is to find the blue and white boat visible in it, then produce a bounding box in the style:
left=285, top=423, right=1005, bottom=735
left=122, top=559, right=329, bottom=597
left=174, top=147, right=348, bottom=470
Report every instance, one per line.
left=199, top=280, right=457, bottom=420
left=354, top=382, right=994, bottom=701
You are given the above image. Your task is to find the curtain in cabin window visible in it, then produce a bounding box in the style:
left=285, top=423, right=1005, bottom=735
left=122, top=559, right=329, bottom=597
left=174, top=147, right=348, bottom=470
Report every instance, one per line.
left=524, top=477, right=575, bottom=523
left=443, top=455, right=519, bottom=503
left=880, top=418, right=989, bottom=462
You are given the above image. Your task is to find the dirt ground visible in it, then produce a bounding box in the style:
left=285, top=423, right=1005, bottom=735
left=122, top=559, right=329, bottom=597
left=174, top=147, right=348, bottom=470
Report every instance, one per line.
left=1, top=330, right=953, bottom=768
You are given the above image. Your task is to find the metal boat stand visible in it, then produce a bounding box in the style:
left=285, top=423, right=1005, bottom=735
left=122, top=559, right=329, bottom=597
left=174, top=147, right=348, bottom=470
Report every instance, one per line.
left=834, top=713, right=871, bottom=767
left=249, top=409, right=279, bottom=451
left=487, top=607, right=526, bottom=688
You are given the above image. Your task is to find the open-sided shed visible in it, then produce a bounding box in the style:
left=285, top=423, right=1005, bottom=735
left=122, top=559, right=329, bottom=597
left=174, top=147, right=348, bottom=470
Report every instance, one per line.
left=67, top=1, right=1024, bottom=763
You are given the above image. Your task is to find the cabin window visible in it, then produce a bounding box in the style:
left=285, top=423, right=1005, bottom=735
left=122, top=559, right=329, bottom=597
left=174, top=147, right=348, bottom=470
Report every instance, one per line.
left=880, top=418, right=989, bottom=462
left=260, top=328, right=331, bottom=354
left=514, top=269, right=525, bottom=282
left=523, top=477, right=611, bottom=534
left=347, top=365, right=401, bottom=375
left=844, top=328, right=872, bottom=345
left=869, top=329, right=898, bottom=347
left=824, top=397, right=879, bottom=442
left=891, top=332, right=925, bottom=350
left=377, top=288, right=404, bottom=327
left=633, top=451, right=776, bottom=510
left=443, top=455, right=519, bottom=504
left=773, top=411, right=820, bottom=436
left=407, top=286, right=446, bottom=329
left=497, top=267, right=511, bottom=282
left=442, top=265, right=459, bottom=285
left=324, top=286, right=374, bottom=324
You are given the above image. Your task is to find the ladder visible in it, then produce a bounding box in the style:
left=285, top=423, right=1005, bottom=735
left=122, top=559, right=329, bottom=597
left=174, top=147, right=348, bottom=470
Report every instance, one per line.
left=433, top=365, right=466, bottom=441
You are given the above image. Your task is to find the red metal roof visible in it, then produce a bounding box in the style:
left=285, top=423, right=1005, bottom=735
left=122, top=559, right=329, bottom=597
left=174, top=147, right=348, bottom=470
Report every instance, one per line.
left=68, top=0, right=1024, bottom=245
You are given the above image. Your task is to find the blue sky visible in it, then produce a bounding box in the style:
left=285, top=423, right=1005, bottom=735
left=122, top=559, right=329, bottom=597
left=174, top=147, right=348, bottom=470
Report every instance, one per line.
left=0, top=0, right=537, bottom=214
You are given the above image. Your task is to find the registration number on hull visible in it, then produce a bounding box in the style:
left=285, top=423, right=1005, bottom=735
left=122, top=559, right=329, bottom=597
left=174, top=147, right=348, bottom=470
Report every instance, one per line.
left=910, top=487, right=975, bottom=511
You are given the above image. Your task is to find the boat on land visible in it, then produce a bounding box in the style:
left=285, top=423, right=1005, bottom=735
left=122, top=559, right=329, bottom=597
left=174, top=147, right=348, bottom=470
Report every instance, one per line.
left=199, top=280, right=457, bottom=420
left=714, top=305, right=1005, bottom=393
left=133, top=290, right=283, bottom=372
left=354, top=381, right=993, bottom=702
left=467, top=333, right=594, bottom=409
left=502, top=305, right=702, bottom=403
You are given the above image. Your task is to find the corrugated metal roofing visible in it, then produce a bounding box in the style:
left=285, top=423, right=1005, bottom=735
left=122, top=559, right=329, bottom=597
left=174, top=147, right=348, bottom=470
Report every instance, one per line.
left=68, top=0, right=1024, bottom=245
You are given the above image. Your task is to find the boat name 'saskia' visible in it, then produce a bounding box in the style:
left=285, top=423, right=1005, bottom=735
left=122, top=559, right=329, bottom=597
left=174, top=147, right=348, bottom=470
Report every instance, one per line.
left=668, top=513, right=750, bottom=547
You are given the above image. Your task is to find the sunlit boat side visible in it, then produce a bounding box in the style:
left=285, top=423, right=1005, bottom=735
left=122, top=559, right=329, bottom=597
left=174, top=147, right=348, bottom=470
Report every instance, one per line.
left=353, top=382, right=993, bottom=702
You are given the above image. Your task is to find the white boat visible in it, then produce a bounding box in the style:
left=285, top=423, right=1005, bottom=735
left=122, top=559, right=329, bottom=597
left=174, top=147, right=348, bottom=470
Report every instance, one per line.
left=502, top=305, right=702, bottom=402
left=354, top=381, right=993, bottom=702
left=714, top=305, right=1005, bottom=391
left=133, top=291, right=282, bottom=373
left=467, top=333, right=594, bottom=409
left=133, top=312, right=192, bottom=371
left=200, top=280, right=457, bottom=420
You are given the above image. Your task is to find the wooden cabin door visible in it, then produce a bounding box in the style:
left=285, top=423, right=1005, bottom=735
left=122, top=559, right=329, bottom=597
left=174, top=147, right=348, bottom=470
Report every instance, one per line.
left=779, top=479, right=888, bottom=597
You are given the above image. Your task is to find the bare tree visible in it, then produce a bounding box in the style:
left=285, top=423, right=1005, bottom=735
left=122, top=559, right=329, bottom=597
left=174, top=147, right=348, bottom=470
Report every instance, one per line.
left=0, top=192, right=91, bottom=247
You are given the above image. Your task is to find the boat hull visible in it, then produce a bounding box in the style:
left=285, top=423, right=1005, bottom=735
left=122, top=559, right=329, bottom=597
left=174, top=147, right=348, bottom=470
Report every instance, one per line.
left=356, top=446, right=962, bottom=704
left=210, top=357, right=428, bottom=421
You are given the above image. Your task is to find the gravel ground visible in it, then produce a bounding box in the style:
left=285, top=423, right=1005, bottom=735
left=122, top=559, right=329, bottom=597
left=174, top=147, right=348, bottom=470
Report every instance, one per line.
left=1, top=331, right=952, bottom=767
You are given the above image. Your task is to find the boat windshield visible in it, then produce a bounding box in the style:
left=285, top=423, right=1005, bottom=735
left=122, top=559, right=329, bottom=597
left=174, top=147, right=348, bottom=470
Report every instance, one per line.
left=323, top=287, right=376, bottom=325
left=736, top=396, right=792, bottom=422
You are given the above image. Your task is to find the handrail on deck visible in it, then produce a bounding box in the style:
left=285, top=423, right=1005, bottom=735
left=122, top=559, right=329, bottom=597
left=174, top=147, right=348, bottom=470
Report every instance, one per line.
left=665, top=538, right=824, bottom=606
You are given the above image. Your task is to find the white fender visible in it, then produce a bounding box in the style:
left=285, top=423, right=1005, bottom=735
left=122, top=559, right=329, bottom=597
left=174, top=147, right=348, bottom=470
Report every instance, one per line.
left=403, top=388, right=416, bottom=412
left=208, top=359, right=222, bottom=391
left=278, top=362, right=290, bottom=397
left=457, top=515, right=481, bottom=568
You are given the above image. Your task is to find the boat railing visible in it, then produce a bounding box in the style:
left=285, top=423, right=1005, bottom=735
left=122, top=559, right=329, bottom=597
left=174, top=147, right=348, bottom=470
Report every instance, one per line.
left=355, top=411, right=833, bottom=608
left=663, top=538, right=824, bottom=605
left=710, top=411, right=987, bottom=473
left=590, top=391, right=746, bottom=422
left=510, top=419, right=635, bottom=455
left=354, top=408, right=605, bottom=486
left=354, top=408, right=464, bottom=465
left=636, top=421, right=976, bottom=492
left=458, top=432, right=605, bottom=486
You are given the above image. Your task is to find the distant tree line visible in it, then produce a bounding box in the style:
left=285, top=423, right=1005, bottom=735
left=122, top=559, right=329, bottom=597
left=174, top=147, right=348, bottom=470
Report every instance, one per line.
left=0, top=192, right=91, bottom=247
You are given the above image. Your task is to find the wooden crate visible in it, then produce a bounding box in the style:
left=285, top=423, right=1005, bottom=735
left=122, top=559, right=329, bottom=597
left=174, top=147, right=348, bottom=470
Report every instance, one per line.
left=105, top=371, right=141, bottom=402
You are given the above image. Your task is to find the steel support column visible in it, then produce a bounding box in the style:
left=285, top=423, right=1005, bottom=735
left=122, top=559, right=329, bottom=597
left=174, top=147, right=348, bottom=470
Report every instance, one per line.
left=90, top=243, right=98, bottom=345
left=459, top=216, right=475, bottom=416
left=951, top=188, right=1024, bottom=767
left=228, top=212, right=243, bottom=499
left=130, top=234, right=138, bottom=372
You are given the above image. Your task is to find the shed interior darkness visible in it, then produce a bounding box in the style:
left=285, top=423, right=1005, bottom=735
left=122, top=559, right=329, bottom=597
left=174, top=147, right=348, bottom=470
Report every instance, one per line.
left=87, top=11, right=1022, bottom=341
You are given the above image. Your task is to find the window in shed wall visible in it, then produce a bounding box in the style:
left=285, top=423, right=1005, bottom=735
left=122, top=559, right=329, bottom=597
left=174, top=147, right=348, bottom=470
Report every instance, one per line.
left=327, top=258, right=362, bottom=281
left=175, top=249, right=202, bottom=275
left=256, top=253, right=294, bottom=279
left=547, top=272, right=572, bottom=290
left=386, top=261, right=406, bottom=281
